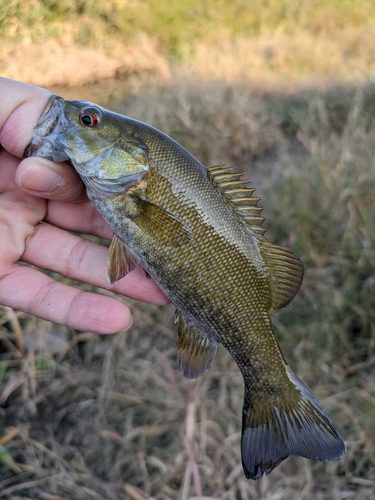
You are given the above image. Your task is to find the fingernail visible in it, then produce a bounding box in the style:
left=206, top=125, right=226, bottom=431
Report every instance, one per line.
left=124, top=316, right=133, bottom=332
left=19, top=160, right=62, bottom=193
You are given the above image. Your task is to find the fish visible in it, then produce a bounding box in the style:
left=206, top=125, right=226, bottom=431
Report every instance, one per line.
left=25, top=94, right=346, bottom=480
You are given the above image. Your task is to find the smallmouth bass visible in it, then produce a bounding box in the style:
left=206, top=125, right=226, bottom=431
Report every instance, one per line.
left=25, top=95, right=346, bottom=479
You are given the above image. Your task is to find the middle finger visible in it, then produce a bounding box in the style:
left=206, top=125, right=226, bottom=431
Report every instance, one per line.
left=22, top=222, right=170, bottom=305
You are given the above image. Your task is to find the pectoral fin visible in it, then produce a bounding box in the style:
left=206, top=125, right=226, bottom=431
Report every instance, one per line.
left=108, top=235, right=141, bottom=284
left=175, top=312, right=217, bottom=379
left=133, top=197, right=193, bottom=247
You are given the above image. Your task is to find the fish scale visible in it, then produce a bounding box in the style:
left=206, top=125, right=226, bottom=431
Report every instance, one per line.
left=25, top=94, right=346, bottom=480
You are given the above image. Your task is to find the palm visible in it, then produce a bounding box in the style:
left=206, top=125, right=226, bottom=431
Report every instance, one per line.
left=0, top=149, right=168, bottom=333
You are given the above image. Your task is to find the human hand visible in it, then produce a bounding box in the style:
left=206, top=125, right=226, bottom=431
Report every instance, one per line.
left=0, top=77, right=169, bottom=334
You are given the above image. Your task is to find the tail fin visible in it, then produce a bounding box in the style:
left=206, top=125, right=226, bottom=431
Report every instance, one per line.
left=241, top=366, right=346, bottom=480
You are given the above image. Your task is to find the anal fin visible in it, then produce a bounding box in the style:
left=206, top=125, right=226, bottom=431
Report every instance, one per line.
left=175, top=312, right=217, bottom=379
left=108, top=234, right=141, bottom=284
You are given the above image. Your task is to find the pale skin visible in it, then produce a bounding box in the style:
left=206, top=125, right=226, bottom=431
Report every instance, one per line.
left=0, top=77, right=169, bottom=334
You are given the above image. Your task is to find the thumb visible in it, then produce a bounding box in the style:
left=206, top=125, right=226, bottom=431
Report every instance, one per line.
left=16, top=157, right=87, bottom=203
left=0, top=77, right=50, bottom=158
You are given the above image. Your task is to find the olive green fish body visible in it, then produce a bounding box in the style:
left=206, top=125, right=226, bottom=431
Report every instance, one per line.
left=93, top=129, right=287, bottom=392
left=25, top=95, right=346, bottom=480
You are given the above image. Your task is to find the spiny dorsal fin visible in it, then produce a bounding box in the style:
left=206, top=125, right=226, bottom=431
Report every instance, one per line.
left=207, top=165, right=267, bottom=236
left=108, top=235, right=141, bottom=284
left=175, top=311, right=218, bottom=379
left=258, top=238, right=304, bottom=309
left=208, top=165, right=303, bottom=308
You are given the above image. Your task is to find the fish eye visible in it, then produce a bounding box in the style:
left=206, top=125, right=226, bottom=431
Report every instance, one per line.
left=79, top=108, right=101, bottom=127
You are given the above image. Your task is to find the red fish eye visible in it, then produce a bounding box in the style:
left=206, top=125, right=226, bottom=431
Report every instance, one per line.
left=79, top=111, right=100, bottom=127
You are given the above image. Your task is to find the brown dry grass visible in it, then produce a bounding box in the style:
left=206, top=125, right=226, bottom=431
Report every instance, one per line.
left=2, top=0, right=375, bottom=89
left=0, top=34, right=170, bottom=87
left=187, top=28, right=375, bottom=89
left=1, top=78, right=375, bottom=498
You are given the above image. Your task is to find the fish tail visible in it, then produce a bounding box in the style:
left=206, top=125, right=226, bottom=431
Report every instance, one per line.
left=241, top=365, right=346, bottom=480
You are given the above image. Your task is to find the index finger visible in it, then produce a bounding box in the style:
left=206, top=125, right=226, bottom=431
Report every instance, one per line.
left=0, top=77, right=50, bottom=157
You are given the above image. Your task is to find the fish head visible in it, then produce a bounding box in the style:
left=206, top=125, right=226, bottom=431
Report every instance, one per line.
left=25, top=94, right=149, bottom=198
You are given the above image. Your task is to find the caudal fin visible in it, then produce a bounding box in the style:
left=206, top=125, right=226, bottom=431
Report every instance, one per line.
left=241, top=366, right=346, bottom=480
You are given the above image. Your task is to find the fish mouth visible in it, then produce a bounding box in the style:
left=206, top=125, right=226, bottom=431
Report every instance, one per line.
left=24, top=94, right=69, bottom=160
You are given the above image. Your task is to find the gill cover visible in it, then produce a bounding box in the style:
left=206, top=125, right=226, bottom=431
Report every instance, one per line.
left=25, top=94, right=150, bottom=189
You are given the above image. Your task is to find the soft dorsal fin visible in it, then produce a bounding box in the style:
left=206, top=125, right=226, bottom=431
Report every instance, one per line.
left=207, top=165, right=266, bottom=236
left=258, top=238, right=304, bottom=309
left=207, top=165, right=303, bottom=308
left=175, top=312, right=218, bottom=379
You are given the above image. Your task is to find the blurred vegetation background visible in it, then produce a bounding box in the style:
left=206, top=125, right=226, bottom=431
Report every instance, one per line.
left=1, top=1, right=375, bottom=499
left=2, top=0, right=375, bottom=86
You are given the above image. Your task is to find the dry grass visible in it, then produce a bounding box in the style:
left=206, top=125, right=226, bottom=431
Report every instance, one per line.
left=1, top=78, right=375, bottom=498
left=0, top=33, right=170, bottom=87
left=2, top=0, right=375, bottom=88
left=187, top=28, right=375, bottom=88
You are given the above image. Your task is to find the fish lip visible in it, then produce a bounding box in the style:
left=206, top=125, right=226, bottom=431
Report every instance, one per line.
left=39, top=94, right=62, bottom=123
left=24, top=94, right=68, bottom=158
